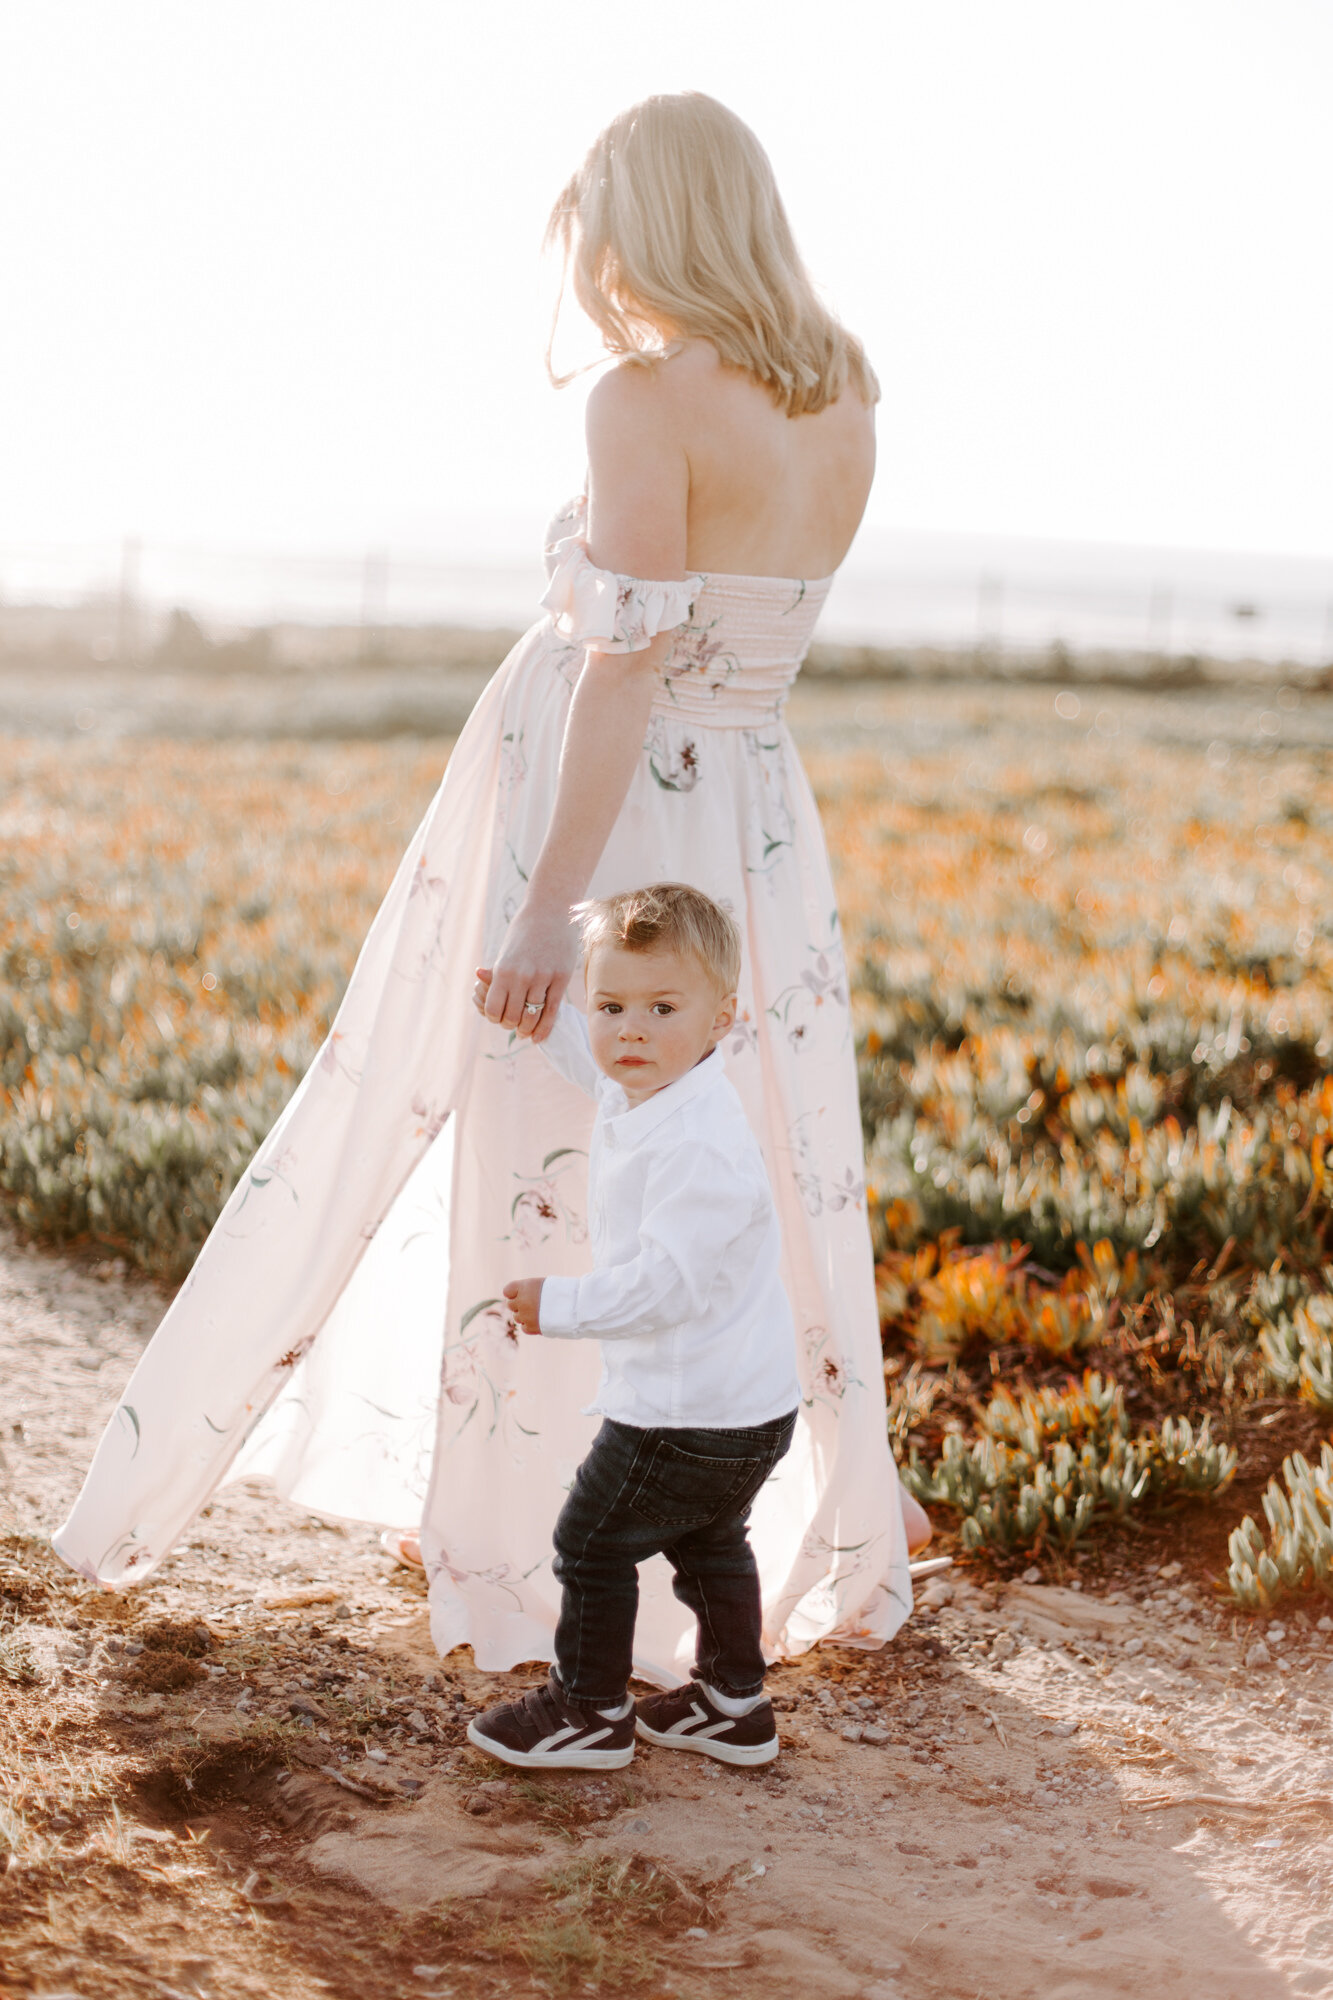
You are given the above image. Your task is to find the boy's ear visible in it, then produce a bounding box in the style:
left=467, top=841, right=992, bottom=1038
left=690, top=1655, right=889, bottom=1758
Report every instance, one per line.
left=709, top=991, right=739, bottom=1044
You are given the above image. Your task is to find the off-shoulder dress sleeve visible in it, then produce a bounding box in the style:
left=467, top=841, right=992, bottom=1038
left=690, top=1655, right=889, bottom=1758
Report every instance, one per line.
left=540, top=497, right=703, bottom=655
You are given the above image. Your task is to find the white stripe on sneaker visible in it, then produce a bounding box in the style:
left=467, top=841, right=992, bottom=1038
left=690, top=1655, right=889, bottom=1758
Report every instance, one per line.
left=663, top=1702, right=710, bottom=1735
left=533, top=1722, right=613, bottom=1754
left=664, top=1702, right=734, bottom=1740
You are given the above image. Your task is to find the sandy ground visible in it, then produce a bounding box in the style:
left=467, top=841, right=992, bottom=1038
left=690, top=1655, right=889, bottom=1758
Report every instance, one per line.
left=3, top=1213, right=1333, bottom=2000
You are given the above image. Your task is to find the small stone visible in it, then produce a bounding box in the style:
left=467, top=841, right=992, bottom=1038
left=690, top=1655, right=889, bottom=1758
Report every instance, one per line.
left=1122, top=1638, right=1145, bottom=1657
left=1049, top=1721, right=1078, bottom=1738
left=398, top=1778, right=423, bottom=1794
left=365, top=1746, right=389, bottom=1763
left=405, top=1709, right=430, bottom=1734
left=464, top=1794, right=491, bottom=1815
left=1266, top=1623, right=1287, bottom=1644
left=1317, top=1616, right=1333, bottom=1634
left=685, top=1927, right=709, bottom=1941
left=413, top=1968, right=445, bottom=1981
left=1086, top=1876, right=1136, bottom=1899
left=1156, top=1562, right=1182, bottom=1581
left=919, top=1580, right=953, bottom=1609
left=288, top=1695, right=324, bottom=1721
left=861, top=1723, right=889, bottom=1745
left=1245, top=1641, right=1272, bottom=1669
left=990, top=1632, right=1017, bottom=1662
left=623, top=1816, right=651, bottom=1834
left=333, top=1602, right=353, bottom=1621
left=841, top=1723, right=864, bottom=1743
left=1021, top=1566, right=1042, bottom=1584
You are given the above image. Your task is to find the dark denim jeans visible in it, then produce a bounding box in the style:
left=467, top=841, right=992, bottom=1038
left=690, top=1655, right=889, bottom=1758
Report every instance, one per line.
left=552, top=1409, right=798, bottom=1708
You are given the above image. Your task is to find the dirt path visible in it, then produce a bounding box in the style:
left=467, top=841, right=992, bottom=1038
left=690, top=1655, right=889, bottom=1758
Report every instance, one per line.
left=3, top=1213, right=1332, bottom=2000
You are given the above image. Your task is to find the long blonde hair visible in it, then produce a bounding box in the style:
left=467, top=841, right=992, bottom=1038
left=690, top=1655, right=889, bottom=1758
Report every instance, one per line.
left=545, top=93, right=879, bottom=418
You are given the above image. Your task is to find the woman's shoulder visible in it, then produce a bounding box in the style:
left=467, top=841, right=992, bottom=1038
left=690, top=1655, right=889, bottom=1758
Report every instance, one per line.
left=586, top=340, right=723, bottom=430
left=590, top=338, right=873, bottom=444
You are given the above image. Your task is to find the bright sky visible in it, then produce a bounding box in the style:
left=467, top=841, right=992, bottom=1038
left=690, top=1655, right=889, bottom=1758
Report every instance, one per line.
left=1, top=0, right=1330, bottom=565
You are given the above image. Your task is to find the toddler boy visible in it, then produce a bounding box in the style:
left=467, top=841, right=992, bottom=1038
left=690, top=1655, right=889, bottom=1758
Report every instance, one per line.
left=468, top=882, right=800, bottom=1770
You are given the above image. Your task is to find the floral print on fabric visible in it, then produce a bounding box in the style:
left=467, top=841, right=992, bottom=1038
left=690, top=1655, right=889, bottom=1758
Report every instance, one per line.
left=53, top=490, right=912, bottom=1686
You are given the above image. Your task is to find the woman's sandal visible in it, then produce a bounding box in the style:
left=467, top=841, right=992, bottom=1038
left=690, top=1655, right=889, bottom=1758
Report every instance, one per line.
left=379, top=1529, right=425, bottom=1571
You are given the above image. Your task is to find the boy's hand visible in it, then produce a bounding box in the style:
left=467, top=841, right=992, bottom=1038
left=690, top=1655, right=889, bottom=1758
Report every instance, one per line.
left=472, top=965, right=494, bottom=1016
left=503, top=1277, right=545, bottom=1336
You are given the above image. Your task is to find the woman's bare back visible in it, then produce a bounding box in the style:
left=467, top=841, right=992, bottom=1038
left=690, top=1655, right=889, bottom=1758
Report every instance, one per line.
left=668, top=339, right=875, bottom=580
left=584, top=338, right=875, bottom=586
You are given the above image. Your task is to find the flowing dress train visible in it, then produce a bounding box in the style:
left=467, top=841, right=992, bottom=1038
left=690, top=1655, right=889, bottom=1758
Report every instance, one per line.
left=54, top=496, right=912, bottom=1684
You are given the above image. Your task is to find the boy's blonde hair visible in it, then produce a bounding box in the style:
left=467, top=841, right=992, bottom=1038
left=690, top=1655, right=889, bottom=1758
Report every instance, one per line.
left=545, top=92, right=879, bottom=419
left=577, top=882, right=741, bottom=997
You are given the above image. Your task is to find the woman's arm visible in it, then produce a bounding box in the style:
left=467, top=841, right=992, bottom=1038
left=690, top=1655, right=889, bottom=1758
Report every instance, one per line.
left=481, top=358, right=691, bottom=1041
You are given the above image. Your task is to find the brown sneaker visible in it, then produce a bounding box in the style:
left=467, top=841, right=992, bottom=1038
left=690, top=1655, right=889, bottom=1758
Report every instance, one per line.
left=634, top=1681, right=779, bottom=1767
left=467, top=1674, right=635, bottom=1771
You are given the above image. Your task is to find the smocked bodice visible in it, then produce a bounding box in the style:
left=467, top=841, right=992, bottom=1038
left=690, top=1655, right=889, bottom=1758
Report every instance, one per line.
left=540, top=495, right=832, bottom=727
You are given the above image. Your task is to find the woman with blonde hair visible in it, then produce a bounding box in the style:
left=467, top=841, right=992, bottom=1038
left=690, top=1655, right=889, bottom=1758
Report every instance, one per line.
left=56, top=92, right=930, bottom=1677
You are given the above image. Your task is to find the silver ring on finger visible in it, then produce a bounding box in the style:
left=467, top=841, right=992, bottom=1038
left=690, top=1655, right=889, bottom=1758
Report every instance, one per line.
left=523, top=999, right=544, bottom=1017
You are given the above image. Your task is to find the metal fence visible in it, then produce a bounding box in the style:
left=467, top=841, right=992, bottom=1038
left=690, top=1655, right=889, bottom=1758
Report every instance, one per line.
left=2, top=534, right=1331, bottom=670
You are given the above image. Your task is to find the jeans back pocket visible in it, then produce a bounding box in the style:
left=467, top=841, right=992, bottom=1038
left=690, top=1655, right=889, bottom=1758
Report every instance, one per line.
left=627, top=1436, right=772, bottom=1532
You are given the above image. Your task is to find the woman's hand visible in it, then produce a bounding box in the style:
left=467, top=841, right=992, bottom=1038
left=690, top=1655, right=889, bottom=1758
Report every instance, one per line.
left=475, top=897, right=579, bottom=1043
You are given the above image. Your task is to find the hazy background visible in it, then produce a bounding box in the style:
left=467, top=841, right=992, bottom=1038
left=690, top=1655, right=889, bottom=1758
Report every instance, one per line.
left=1, top=0, right=1331, bottom=660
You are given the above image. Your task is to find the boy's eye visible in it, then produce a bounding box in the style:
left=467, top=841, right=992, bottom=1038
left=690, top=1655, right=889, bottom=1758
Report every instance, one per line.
left=651, top=1003, right=675, bottom=1016
left=599, top=1002, right=622, bottom=1015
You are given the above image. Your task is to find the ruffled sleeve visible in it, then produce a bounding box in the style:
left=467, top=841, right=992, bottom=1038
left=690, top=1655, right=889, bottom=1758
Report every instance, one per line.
left=540, top=496, right=703, bottom=655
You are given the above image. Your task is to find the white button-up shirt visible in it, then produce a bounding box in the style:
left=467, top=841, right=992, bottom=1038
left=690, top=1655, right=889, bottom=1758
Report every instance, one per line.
left=536, top=1004, right=801, bottom=1430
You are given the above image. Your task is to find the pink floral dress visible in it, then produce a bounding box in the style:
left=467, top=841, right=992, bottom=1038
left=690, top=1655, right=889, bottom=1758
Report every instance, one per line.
left=55, top=496, right=912, bottom=1684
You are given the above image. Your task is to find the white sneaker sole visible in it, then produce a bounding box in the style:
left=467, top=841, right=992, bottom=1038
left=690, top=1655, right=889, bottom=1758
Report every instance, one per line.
left=635, top=1718, right=780, bottom=1767
left=465, top=1719, right=634, bottom=1770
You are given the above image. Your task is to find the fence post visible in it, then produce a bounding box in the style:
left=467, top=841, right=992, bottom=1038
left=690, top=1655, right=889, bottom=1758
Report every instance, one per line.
left=116, top=536, right=141, bottom=667
left=1148, top=581, right=1173, bottom=656
left=976, top=572, right=1003, bottom=662
left=360, top=548, right=389, bottom=663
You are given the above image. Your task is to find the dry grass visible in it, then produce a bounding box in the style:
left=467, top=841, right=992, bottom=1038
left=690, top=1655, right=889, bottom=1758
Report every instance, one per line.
left=480, top=1852, right=712, bottom=1994
left=0, top=1526, right=728, bottom=1998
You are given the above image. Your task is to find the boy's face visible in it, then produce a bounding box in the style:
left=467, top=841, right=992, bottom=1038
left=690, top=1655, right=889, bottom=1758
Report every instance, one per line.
left=585, top=943, right=737, bottom=1107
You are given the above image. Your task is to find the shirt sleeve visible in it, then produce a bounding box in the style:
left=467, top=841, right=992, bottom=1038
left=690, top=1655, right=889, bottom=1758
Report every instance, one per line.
left=539, top=1141, right=759, bottom=1343
left=535, top=1001, right=602, bottom=1099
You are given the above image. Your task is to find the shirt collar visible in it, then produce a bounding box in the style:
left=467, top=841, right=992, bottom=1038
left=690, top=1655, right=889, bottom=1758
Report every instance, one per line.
left=600, top=1043, right=728, bottom=1142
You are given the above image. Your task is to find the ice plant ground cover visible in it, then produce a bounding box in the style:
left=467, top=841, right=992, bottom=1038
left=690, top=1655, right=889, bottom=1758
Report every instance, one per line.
left=1, top=677, right=1332, bottom=1602
left=0, top=737, right=441, bottom=1278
